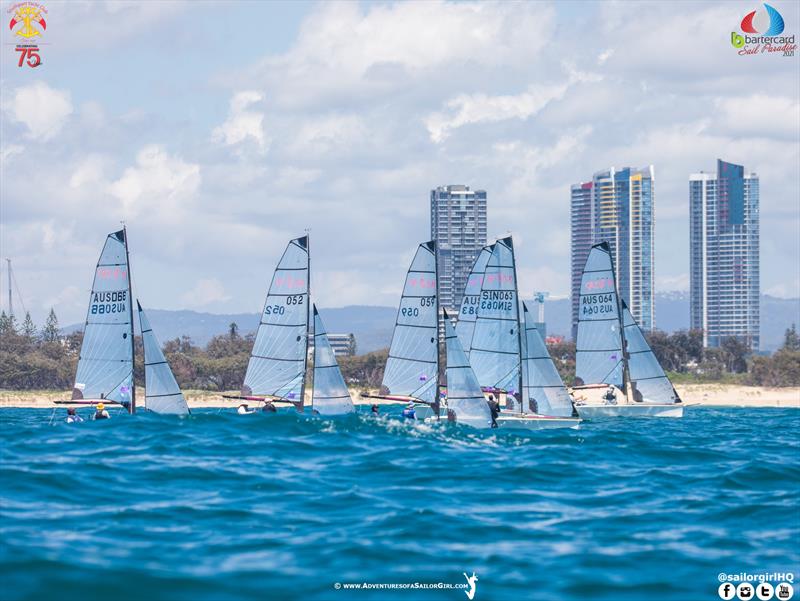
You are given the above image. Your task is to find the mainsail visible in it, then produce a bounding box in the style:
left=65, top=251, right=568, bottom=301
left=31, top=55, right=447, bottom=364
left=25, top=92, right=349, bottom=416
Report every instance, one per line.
left=138, top=302, right=189, bottom=415
left=444, top=311, right=492, bottom=428
left=456, top=244, right=494, bottom=355
left=469, top=236, right=521, bottom=391
left=575, top=242, right=624, bottom=388
left=242, top=236, right=310, bottom=402
left=381, top=241, right=438, bottom=404
left=622, top=301, right=681, bottom=404
left=72, top=229, right=135, bottom=411
left=311, top=305, right=354, bottom=415
left=521, top=303, right=574, bottom=417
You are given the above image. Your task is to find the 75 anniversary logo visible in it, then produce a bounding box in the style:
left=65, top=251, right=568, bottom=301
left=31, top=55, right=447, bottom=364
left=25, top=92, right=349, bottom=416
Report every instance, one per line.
left=7, top=1, right=47, bottom=68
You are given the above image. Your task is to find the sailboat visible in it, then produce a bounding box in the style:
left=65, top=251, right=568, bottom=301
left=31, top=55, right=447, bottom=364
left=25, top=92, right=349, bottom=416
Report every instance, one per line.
left=495, top=303, right=581, bottom=429
left=227, top=235, right=354, bottom=416
left=455, top=243, right=495, bottom=355
left=138, top=302, right=190, bottom=415
left=58, top=228, right=189, bottom=416
left=572, top=241, right=683, bottom=418
left=467, top=236, right=579, bottom=429
left=364, top=241, right=440, bottom=416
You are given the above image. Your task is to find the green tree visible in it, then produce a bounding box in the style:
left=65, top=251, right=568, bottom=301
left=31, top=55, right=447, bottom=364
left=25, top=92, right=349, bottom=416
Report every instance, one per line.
left=41, top=308, right=60, bottom=343
left=720, top=337, right=749, bottom=373
left=22, top=312, right=37, bottom=341
left=783, top=324, right=800, bottom=351
left=229, top=322, right=239, bottom=340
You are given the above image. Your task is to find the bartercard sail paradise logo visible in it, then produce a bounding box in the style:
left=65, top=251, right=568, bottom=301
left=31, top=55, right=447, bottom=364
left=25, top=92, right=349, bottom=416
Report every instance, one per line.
left=7, top=1, right=46, bottom=68
left=731, top=3, right=796, bottom=56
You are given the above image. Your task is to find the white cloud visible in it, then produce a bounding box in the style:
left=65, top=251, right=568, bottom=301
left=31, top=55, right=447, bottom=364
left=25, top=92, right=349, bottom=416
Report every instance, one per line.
left=657, top=274, right=690, bottom=292
left=713, top=94, right=800, bottom=141
left=3, top=82, right=73, bottom=141
left=181, top=278, right=231, bottom=308
left=212, top=91, right=268, bottom=154
left=108, top=145, right=200, bottom=219
left=1, top=144, right=24, bottom=164
left=425, top=67, right=600, bottom=142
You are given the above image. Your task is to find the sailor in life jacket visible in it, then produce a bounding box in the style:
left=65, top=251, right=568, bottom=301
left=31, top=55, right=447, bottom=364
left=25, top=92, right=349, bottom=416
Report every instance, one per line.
left=401, top=402, right=416, bottom=420
left=237, top=403, right=256, bottom=415
left=93, top=402, right=110, bottom=420
left=65, top=408, right=84, bottom=423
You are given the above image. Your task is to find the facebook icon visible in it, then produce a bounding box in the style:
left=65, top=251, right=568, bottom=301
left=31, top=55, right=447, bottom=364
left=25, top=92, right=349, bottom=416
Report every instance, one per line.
left=719, top=582, right=735, bottom=600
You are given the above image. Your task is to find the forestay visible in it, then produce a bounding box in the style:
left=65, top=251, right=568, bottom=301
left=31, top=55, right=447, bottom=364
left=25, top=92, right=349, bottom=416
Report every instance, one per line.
left=444, top=314, right=492, bottom=428
left=521, top=303, right=574, bottom=417
left=456, top=245, right=494, bottom=356
left=242, top=236, right=310, bottom=401
left=72, top=229, right=134, bottom=408
left=575, top=242, right=624, bottom=388
left=138, top=302, right=189, bottom=415
left=622, top=302, right=680, bottom=404
left=311, top=305, right=354, bottom=415
left=469, top=237, right=521, bottom=391
left=381, top=241, right=438, bottom=404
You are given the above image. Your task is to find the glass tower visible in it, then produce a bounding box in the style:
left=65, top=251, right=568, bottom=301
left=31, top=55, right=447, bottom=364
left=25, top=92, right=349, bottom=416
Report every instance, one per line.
left=430, top=185, right=488, bottom=312
left=570, top=166, right=655, bottom=339
left=689, top=159, right=760, bottom=350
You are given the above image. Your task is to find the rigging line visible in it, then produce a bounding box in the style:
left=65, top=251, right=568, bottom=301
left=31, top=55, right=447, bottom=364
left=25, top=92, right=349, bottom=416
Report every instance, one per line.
left=9, top=265, right=27, bottom=315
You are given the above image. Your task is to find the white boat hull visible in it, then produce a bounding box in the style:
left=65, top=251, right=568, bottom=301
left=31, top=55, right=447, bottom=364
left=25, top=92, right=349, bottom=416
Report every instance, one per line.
left=497, top=414, right=581, bottom=430
left=575, top=403, right=684, bottom=419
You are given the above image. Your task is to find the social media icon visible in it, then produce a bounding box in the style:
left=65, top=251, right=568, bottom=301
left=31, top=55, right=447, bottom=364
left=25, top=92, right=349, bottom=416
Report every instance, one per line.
left=776, top=582, right=794, bottom=600
left=720, top=583, right=737, bottom=600
left=757, top=582, right=775, bottom=601
left=739, top=583, right=755, bottom=600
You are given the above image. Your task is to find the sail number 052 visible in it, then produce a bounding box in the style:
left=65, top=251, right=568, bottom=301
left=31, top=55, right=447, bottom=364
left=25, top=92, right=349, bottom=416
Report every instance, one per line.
left=264, top=295, right=304, bottom=315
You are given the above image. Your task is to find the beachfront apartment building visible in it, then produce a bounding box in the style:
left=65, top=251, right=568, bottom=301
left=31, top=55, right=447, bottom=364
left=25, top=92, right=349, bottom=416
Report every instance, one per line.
left=570, top=166, right=656, bottom=339
left=689, top=160, right=760, bottom=351
left=430, top=185, right=488, bottom=312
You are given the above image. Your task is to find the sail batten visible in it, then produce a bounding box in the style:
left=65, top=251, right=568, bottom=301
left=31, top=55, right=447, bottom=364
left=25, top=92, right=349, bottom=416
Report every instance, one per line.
left=138, top=302, right=189, bottom=415
left=242, top=236, right=310, bottom=400
left=381, top=242, right=439, bottom=404
left=72, top=229, right=134, bottom=409
left=468, top=237, right=521, bottom=391
left=311, top=305, right=354, bottom=415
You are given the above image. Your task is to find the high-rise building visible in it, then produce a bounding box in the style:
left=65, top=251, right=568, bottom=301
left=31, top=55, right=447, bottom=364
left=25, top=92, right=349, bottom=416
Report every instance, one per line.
left=690, top=159, right=760, bottom=350
left=430, top=185, right=488, bottom=311
left=570, top=166, right=655, bottom=339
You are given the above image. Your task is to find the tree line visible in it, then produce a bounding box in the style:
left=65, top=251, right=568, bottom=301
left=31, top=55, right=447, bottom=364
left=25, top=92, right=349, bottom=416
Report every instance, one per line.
left=1, top=310, right=798, bottom=390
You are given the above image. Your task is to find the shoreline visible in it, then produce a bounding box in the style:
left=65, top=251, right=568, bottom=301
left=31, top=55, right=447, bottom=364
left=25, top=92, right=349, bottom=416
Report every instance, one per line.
left=0, top=384, right=798, bottom=409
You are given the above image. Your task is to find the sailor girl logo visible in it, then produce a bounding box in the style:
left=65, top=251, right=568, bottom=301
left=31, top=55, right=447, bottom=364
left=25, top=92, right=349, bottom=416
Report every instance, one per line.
left=7, top=2, right=47, bottom=68
left=731, top=3, right=796, bottom=56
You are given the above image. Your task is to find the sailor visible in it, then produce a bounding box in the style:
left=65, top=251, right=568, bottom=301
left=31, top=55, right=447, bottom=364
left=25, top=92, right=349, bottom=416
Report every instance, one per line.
left=529, top=397, right=539, bottom=414
left=603, top=386, right=617, bottom=405
left=93, top=403, right=110, bottom=420
left=261, top=401, right=277, bottom=413
left=237, top=403, right=256, bottom=415
left=65, top=408, right=84, bottom=423
left=370, top=404, right=379, bottom=416
left=487, top=395, right=500, bottom=428
left=401, top=402, right=416, bottom=420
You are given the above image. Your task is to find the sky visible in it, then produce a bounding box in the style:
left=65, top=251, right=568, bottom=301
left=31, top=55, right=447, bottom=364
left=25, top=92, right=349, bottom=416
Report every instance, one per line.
left=1, top=0, right=799, bottom=327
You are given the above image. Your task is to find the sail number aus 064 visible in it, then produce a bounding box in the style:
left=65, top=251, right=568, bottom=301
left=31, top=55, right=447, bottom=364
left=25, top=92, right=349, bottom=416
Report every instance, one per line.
left=581, top=293, right=615, bottom=316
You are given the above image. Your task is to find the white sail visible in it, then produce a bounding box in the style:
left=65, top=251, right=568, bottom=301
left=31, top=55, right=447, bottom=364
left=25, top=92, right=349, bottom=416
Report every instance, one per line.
left=622, top=302, right=681, bottom=404
left=444, top=313, right=492, bottom=428
left=311, top=305, right=354, bottom=415
left=469, top=237, right=521, bottom=391
left=575, top=242, right=624, bottom=388
left=72, top=229, right=134, bottom=410
left=521, top=303, right=574, bottom=417
left=242, top=236, right=310, bottom=402
left=456, top=244, right=494, bottom=356
left=138, top=302, right=189, bottom=415
left=381, top=241, right=438, bottom=404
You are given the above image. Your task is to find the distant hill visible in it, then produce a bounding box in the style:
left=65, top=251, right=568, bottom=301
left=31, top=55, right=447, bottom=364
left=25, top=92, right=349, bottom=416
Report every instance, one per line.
left=64, top=295, right=798, bottom=353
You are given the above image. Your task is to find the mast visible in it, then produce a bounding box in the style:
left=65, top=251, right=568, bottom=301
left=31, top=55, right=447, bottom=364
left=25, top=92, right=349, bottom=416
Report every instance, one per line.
left=299, top=233, right=310, bottom=412
left=605, top=241, right=631, bottom=404
left=434, top=240, right=442, bottom=417
left=123, top=226, right=136, bottom=414
left=508, top=237, right=525, bottom=414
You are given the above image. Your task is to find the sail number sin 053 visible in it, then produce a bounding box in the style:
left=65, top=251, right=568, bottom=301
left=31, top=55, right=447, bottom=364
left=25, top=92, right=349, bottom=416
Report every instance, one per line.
left=581, top=293, right=615, bottom=316
left=401, top=296, right=435, bottom=318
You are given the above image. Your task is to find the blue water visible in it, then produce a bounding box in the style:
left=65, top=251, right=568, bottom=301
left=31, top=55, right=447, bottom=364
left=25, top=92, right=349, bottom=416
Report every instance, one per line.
left=1, top=407, right=798, bottom=601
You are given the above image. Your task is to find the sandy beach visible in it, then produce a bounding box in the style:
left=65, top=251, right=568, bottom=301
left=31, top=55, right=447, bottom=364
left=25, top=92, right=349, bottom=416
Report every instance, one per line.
left=0, top=385, right=797, bottom=409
